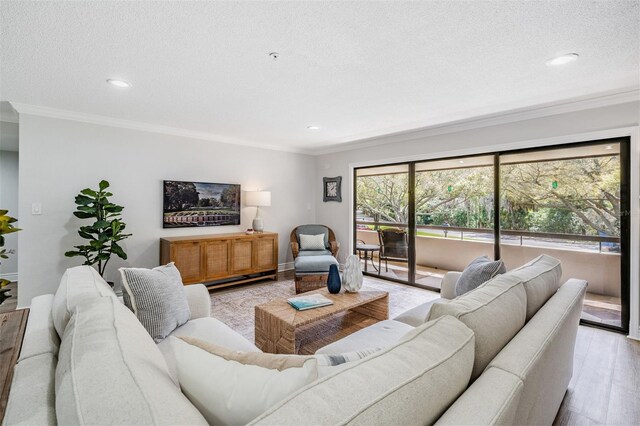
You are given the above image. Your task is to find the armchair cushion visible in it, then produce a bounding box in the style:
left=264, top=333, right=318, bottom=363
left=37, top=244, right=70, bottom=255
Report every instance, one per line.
left=297, top=250, right=332, bottom=257
left=299, top=234, right=326, bottom=250
left=295, top=225, right=329, bottom=248
left=294, top=255, right=339, bottom=274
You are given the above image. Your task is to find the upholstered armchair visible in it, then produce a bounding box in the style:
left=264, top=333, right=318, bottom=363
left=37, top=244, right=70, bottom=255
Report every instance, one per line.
left=290, top=224, right=339, bottom=259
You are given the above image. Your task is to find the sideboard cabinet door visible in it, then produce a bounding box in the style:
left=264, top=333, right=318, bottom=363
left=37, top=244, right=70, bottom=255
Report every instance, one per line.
left=204, top=240, right=231, bottom=281
left=171, top=242, right=203, bottom=283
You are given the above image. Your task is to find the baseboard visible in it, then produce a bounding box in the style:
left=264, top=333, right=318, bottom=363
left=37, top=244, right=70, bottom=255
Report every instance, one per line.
left=629, top=328, right=640, bottom=342
left=0, top=272, right=18, bottom=282
left=278, top=262, right=294, bottom=272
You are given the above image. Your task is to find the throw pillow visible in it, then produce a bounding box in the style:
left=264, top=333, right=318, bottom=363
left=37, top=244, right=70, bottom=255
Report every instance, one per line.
left=169, top=337, right=318, bottom=425
left=455, top=255, right=506, bottom=297
left=119, top=263, right=191, bottom=342
left=299, top=234, right=326, bottom=250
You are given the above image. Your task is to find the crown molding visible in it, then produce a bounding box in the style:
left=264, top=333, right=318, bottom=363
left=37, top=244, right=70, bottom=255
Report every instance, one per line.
left=9, top=102, right=309, bottom=154
left=8, top=87, right=639, bottom=157
left=310, top=87, right=640, bottom=156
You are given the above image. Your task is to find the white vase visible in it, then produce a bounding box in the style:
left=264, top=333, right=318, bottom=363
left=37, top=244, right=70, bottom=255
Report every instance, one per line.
left=343, top=254, right=363, bottom=293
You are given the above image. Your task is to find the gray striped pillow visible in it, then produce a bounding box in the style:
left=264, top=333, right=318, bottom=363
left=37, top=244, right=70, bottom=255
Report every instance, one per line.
left=454, top=256, right=506, bottom=297
left=119, top=263, right=191, bottom=342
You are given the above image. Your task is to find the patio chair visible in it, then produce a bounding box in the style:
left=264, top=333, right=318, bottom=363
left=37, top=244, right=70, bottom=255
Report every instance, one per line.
left=378, top=228, right=408, bottom=272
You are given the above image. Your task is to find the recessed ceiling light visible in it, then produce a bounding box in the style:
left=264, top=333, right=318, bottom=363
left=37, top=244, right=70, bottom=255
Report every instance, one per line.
left=545, top=53, right=579, bottom=67
left=605, top=145, right=613, bottom=150
left=459, top=160, right=464, bottom=164
left=307, top=125, right=321, bottom=130
left=106, top=79, right=131, bottom=88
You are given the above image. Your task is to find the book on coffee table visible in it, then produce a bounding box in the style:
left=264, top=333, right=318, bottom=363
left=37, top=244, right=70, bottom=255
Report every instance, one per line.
left=287, top=293, right=334, bottom=311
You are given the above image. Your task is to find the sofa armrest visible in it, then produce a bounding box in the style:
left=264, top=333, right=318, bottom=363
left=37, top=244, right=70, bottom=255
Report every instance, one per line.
left=290, top=241, right=299, bottom=259
left=441, top=271, right=462, bottom=300
left=435, top=367, right=523, bottom=426
left=184, top=284, right=211, bottom=320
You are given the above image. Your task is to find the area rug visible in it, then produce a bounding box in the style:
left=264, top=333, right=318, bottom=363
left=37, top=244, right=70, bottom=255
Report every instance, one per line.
left=209, top=277, right=439, bottom=348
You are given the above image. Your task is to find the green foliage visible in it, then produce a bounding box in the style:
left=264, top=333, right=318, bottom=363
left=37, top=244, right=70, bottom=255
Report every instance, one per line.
left=0, top=210, right=21, bottom=288
left=356, top=154, right=620, bottom=237
left=64, top=180, right=131, bottom=277
left=164, top=181, right=199, bottom=211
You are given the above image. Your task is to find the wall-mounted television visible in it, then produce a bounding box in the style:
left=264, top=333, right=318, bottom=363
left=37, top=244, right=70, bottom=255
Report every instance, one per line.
left=163, top=180, right=241, bottom=228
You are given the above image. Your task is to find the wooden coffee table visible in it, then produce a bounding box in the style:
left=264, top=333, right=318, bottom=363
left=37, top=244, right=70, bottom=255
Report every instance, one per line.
left=255, top=289, right=389, bottom=354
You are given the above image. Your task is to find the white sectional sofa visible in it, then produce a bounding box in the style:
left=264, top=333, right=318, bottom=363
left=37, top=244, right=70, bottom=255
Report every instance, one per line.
left=4, top=254, right=587, bottom=425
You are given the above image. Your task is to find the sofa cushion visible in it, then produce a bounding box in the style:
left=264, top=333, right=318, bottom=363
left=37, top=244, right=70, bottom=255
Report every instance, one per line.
left=295, top=224, right=329, bottom=248
left=393, top=298, right=440, bottom=327
left=487, top=279, right=587, bottom=426
left=55, top=297, right=207, bottom=425
left=169, top=336, right=318, bottom=425
left=315, top=319, right=412, bottom=354
left=455, top=255, right=506, bottom=297
left=251, top=315, right=475, bottom=426
left=509, top=254, right=562, bottom=321
left=51, top=265, right=116, bottom=337
left=4, top=353, right=56, bottom=426
left=299, top=234, right=326, bottom=250
left=294, top=255, right=339, bottom=273
left=19, top=294, right=60, bottom=361
left=119, top=262, right=191, bottom=343
left=428, top=273, right=527, bottom=380
left=158, top=316, right=261, bottom=385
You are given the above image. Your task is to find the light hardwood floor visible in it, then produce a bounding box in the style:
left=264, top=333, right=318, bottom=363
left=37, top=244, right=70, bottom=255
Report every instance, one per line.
left=553, top=326, right=640, bottom=425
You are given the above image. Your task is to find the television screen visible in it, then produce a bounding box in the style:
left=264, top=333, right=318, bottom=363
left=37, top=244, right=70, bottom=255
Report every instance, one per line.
left=163, top=180, right=241, bottom=228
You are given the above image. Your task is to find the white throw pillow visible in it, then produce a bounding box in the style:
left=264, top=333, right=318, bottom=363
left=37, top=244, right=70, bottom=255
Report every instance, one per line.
left=119, top=263, right=191, bottom=342
left=299, top=234, right=326, bottom=250
left=169, top=337, right=318, bottom=425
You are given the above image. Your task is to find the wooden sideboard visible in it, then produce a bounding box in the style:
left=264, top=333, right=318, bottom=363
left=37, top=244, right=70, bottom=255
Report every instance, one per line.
left=160, top=232, right=278, bottom=288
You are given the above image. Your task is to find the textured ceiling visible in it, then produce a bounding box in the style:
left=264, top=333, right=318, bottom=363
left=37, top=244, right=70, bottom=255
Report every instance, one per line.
left=1, top=1, right=638, bottom=152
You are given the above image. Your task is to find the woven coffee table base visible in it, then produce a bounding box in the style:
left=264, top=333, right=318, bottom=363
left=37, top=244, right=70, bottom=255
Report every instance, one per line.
left=294, top=274, right=328, bottom=294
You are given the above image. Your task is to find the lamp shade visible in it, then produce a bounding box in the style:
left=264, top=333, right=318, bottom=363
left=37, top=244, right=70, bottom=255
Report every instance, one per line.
left=245, top=191, right=271, bottom=207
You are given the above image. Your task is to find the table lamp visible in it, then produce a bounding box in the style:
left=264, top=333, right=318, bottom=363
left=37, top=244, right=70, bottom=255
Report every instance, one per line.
left=245, top=191, right=271, bottom=232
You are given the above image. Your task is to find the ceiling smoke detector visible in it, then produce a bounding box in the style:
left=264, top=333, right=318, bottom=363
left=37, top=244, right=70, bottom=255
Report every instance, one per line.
left=268, top=52, right=280, bottom=61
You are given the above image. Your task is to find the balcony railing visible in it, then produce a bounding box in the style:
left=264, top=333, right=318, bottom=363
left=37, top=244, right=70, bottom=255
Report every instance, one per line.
left=355, top=221, right=620, bottom=253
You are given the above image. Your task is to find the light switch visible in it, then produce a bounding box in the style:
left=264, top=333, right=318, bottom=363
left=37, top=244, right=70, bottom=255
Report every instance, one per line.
left=31, top=203, right=42, bottom=215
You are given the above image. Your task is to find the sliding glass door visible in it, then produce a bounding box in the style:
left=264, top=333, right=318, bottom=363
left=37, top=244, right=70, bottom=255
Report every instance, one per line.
left=500, top=141, right=629, bottom=330
left=354, top=164, right=410, bottom=284
left=413, top=155, right=495, bottom=291
left=353, top=138, right=630, bottom=333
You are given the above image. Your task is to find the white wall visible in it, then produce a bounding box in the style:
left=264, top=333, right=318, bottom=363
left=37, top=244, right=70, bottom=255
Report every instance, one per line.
left=0, top=147, right=19, bottom=280
left=315, top=101, right=640, bottom=335
left=17, top=114, right=317, bottom=306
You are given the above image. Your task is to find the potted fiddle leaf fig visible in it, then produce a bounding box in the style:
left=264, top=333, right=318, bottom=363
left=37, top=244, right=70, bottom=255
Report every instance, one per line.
left=0, top=210, right=21, bottom=304
left=65, top=180, right=131, bottom=283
